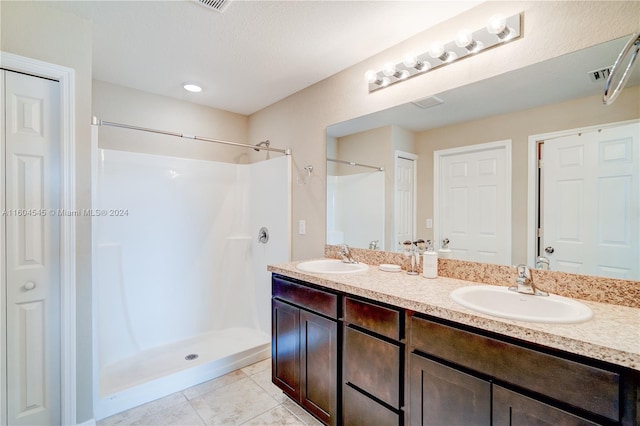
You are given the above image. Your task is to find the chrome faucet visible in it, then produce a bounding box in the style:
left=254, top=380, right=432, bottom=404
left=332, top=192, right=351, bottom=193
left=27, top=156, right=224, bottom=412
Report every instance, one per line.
left=368, top=240, right=379, bottom=250
left=338, top=244, right=357, bottom=264
left=509, top=264, right=548, bottom=296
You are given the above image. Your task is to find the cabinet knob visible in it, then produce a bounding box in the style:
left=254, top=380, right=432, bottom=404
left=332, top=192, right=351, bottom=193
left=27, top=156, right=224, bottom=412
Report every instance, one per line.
left=544, top=246, right=555, bottom=254
left=24, top=281, right=36, bottom=291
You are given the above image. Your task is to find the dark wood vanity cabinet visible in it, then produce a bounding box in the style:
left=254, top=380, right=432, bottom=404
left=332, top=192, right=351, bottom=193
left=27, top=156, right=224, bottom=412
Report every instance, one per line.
left=342, top=297, right=404, bottom=426
left=408, top=314, right=639, bottom=426
left=271, top=274, right=639, bottom=426
left=272, top=275, right=339, bottom=425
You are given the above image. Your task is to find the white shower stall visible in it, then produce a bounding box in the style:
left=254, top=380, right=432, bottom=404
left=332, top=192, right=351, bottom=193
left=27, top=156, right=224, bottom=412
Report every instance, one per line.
left=91, top=135, right=290, bottom=418
left=326, top=171, right=385, bottom=248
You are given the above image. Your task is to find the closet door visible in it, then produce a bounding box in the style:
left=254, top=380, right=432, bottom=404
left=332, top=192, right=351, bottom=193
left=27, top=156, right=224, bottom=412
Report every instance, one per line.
left=3, top=70, right=61, bottom=425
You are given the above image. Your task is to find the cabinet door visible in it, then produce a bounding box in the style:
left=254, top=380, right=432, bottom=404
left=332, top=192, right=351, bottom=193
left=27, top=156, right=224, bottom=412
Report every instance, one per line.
left=493, top=385, right=600, bottom=426
left=409, top=354, right=490, bottom=426
left=300, top=309, right=338, bottom=425
left=272, top=299, right=300, bottom=401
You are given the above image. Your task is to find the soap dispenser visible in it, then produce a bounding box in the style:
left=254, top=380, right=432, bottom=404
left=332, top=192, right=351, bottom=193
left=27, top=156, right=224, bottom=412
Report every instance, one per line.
left=422, top=240, right=438, bottom=279
left=437, top=238, right=452, bottom=259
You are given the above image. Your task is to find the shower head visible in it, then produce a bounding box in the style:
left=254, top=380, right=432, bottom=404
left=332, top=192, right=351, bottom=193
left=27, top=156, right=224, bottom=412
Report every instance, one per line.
left=253, top=140, right=270, bottom=151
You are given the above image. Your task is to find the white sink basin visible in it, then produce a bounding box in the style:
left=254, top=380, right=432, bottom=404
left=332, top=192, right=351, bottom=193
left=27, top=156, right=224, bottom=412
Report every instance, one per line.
left=296, top=259, right=368, bottom=274
left=450, top=285, right=593, bottom=324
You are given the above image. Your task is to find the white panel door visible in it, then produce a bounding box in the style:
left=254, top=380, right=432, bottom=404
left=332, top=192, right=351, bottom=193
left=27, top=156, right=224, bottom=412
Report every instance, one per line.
left=543, top=122, right=640, bottom=279
left=395, top=155, right=415, bottom=250
left=3, top=70, right=61, bottom=425
left=437, top=142, right=511, bottom=264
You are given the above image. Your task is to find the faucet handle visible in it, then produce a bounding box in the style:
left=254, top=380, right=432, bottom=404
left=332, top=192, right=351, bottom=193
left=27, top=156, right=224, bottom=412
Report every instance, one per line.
left=516, top=264, right=531, bottom=280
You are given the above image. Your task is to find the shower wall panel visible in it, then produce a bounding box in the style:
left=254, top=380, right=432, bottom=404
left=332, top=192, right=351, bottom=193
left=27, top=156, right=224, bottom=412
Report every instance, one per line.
left=327, top=172, right=385, bottom=249
left=250, top=155, right=291, bottom=334
left=95, top=149, right=289, bottom=371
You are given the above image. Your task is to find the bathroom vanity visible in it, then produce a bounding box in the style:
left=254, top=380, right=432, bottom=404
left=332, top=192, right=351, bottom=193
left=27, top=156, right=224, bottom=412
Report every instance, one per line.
left=269, top=262, right=640, bottom=426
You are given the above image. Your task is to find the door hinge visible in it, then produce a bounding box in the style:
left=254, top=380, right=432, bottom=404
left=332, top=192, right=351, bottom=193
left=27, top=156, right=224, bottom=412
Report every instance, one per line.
left=537, top=228, right=543, bottom=237
left=538, top=159, right=544, bottom=169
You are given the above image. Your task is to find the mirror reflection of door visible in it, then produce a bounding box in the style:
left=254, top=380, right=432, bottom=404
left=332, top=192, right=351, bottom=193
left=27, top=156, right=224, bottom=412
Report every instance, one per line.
left=435, top=141, right=512, bottom=264
left=394, top=152, right=417, bottom=251
left=540, top=121, right=640, bottom=279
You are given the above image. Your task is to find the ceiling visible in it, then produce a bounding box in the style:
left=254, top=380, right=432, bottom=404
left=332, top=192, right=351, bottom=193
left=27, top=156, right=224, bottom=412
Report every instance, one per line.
left=45, top=0, right=483, bottom=115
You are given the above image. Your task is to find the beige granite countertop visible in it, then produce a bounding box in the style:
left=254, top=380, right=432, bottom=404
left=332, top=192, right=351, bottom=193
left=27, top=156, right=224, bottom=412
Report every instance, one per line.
left=268, top=259, right=640, bottom=371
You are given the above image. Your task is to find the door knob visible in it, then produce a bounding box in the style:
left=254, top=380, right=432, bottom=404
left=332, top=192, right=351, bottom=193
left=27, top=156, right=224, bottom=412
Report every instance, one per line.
left=545, top=246, right=555, bottom=254
left=24, top=281, right=36, bottom=291
left=258, top=227, right=269, bottom=244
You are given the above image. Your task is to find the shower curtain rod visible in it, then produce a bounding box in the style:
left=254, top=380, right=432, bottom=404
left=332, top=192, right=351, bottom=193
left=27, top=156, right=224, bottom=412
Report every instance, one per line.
left=327, top=158, right=384, bottom=171
left=92, top=116, right=291, bottom=155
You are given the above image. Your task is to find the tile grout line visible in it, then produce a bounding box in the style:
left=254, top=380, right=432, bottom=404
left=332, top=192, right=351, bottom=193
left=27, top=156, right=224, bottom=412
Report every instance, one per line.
left=181, top=389, right=208, bottom=426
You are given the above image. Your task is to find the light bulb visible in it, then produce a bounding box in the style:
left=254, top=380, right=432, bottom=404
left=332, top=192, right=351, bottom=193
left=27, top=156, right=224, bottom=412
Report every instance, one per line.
left=403, top=53, right=417, bottom=68
left=380, top=77, right=390, bottom=87
left=398, top=70, right=410, bottom=80
left=456, top=30, right=484, bottom=53
left=404, top=53, right=429, bottom=71
left=487, top=14, right=515, bottom=40
left=455, top=29, right=473, bottom=48
left=365, top=70, right=379, bottom=84
left=486, top=15, right=506, bottom=34
left=429, top=42, right=457, bottom=63
left=382, top=62, right=397, bottom=77
left=428, top=42, right=445, bottom=59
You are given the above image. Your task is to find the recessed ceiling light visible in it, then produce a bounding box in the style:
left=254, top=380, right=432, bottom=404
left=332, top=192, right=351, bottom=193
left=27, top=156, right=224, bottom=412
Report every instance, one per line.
left=183, top=83, right=202, bottom=93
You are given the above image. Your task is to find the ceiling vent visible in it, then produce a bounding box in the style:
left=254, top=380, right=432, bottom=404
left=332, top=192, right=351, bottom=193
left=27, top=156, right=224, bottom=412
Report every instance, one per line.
left=194, top=0, right=231, bottom=13
left=588, top=66, right=612, bottom=83
left=411, top=96, right=444, bottom=109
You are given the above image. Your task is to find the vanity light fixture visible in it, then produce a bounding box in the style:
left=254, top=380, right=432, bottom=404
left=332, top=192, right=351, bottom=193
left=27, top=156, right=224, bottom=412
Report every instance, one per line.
left=183, top=83, right=202, bottom=93
left=364, top=12, right=522, bottom=92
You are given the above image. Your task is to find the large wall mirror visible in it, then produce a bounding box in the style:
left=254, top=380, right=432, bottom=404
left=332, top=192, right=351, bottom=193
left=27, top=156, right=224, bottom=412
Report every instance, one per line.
left=326, top=35, right=640, bottom=280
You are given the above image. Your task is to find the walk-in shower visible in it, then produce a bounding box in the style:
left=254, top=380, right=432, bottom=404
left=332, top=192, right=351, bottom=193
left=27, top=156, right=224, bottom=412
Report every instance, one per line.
left=91, top=125, right=291, bottom=419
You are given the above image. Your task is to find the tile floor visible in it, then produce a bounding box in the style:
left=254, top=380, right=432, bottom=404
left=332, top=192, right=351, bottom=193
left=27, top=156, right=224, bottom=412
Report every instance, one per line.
left=97, top=358, right=323, bottom=426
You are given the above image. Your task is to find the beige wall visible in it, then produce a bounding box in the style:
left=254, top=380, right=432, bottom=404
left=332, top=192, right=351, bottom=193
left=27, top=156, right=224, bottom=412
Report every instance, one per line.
left=0, top=1, right=94, bottom=422
left=248, top=1, right=640, bottom=260
left=416, top=85, right=640, bottom=264
left=93, top=80, right=250, bottom=163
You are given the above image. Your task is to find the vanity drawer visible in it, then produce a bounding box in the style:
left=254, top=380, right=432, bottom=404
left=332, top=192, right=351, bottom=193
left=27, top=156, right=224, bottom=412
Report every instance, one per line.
left=343, top=384, right=401, bottom=426
left=344, top=326, right=401, bottom=409
left=410, top=316, right=621, bottom=422
left=272, top=275, right=338, bottom=319
left=344, top=296, right=402, bottom=340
